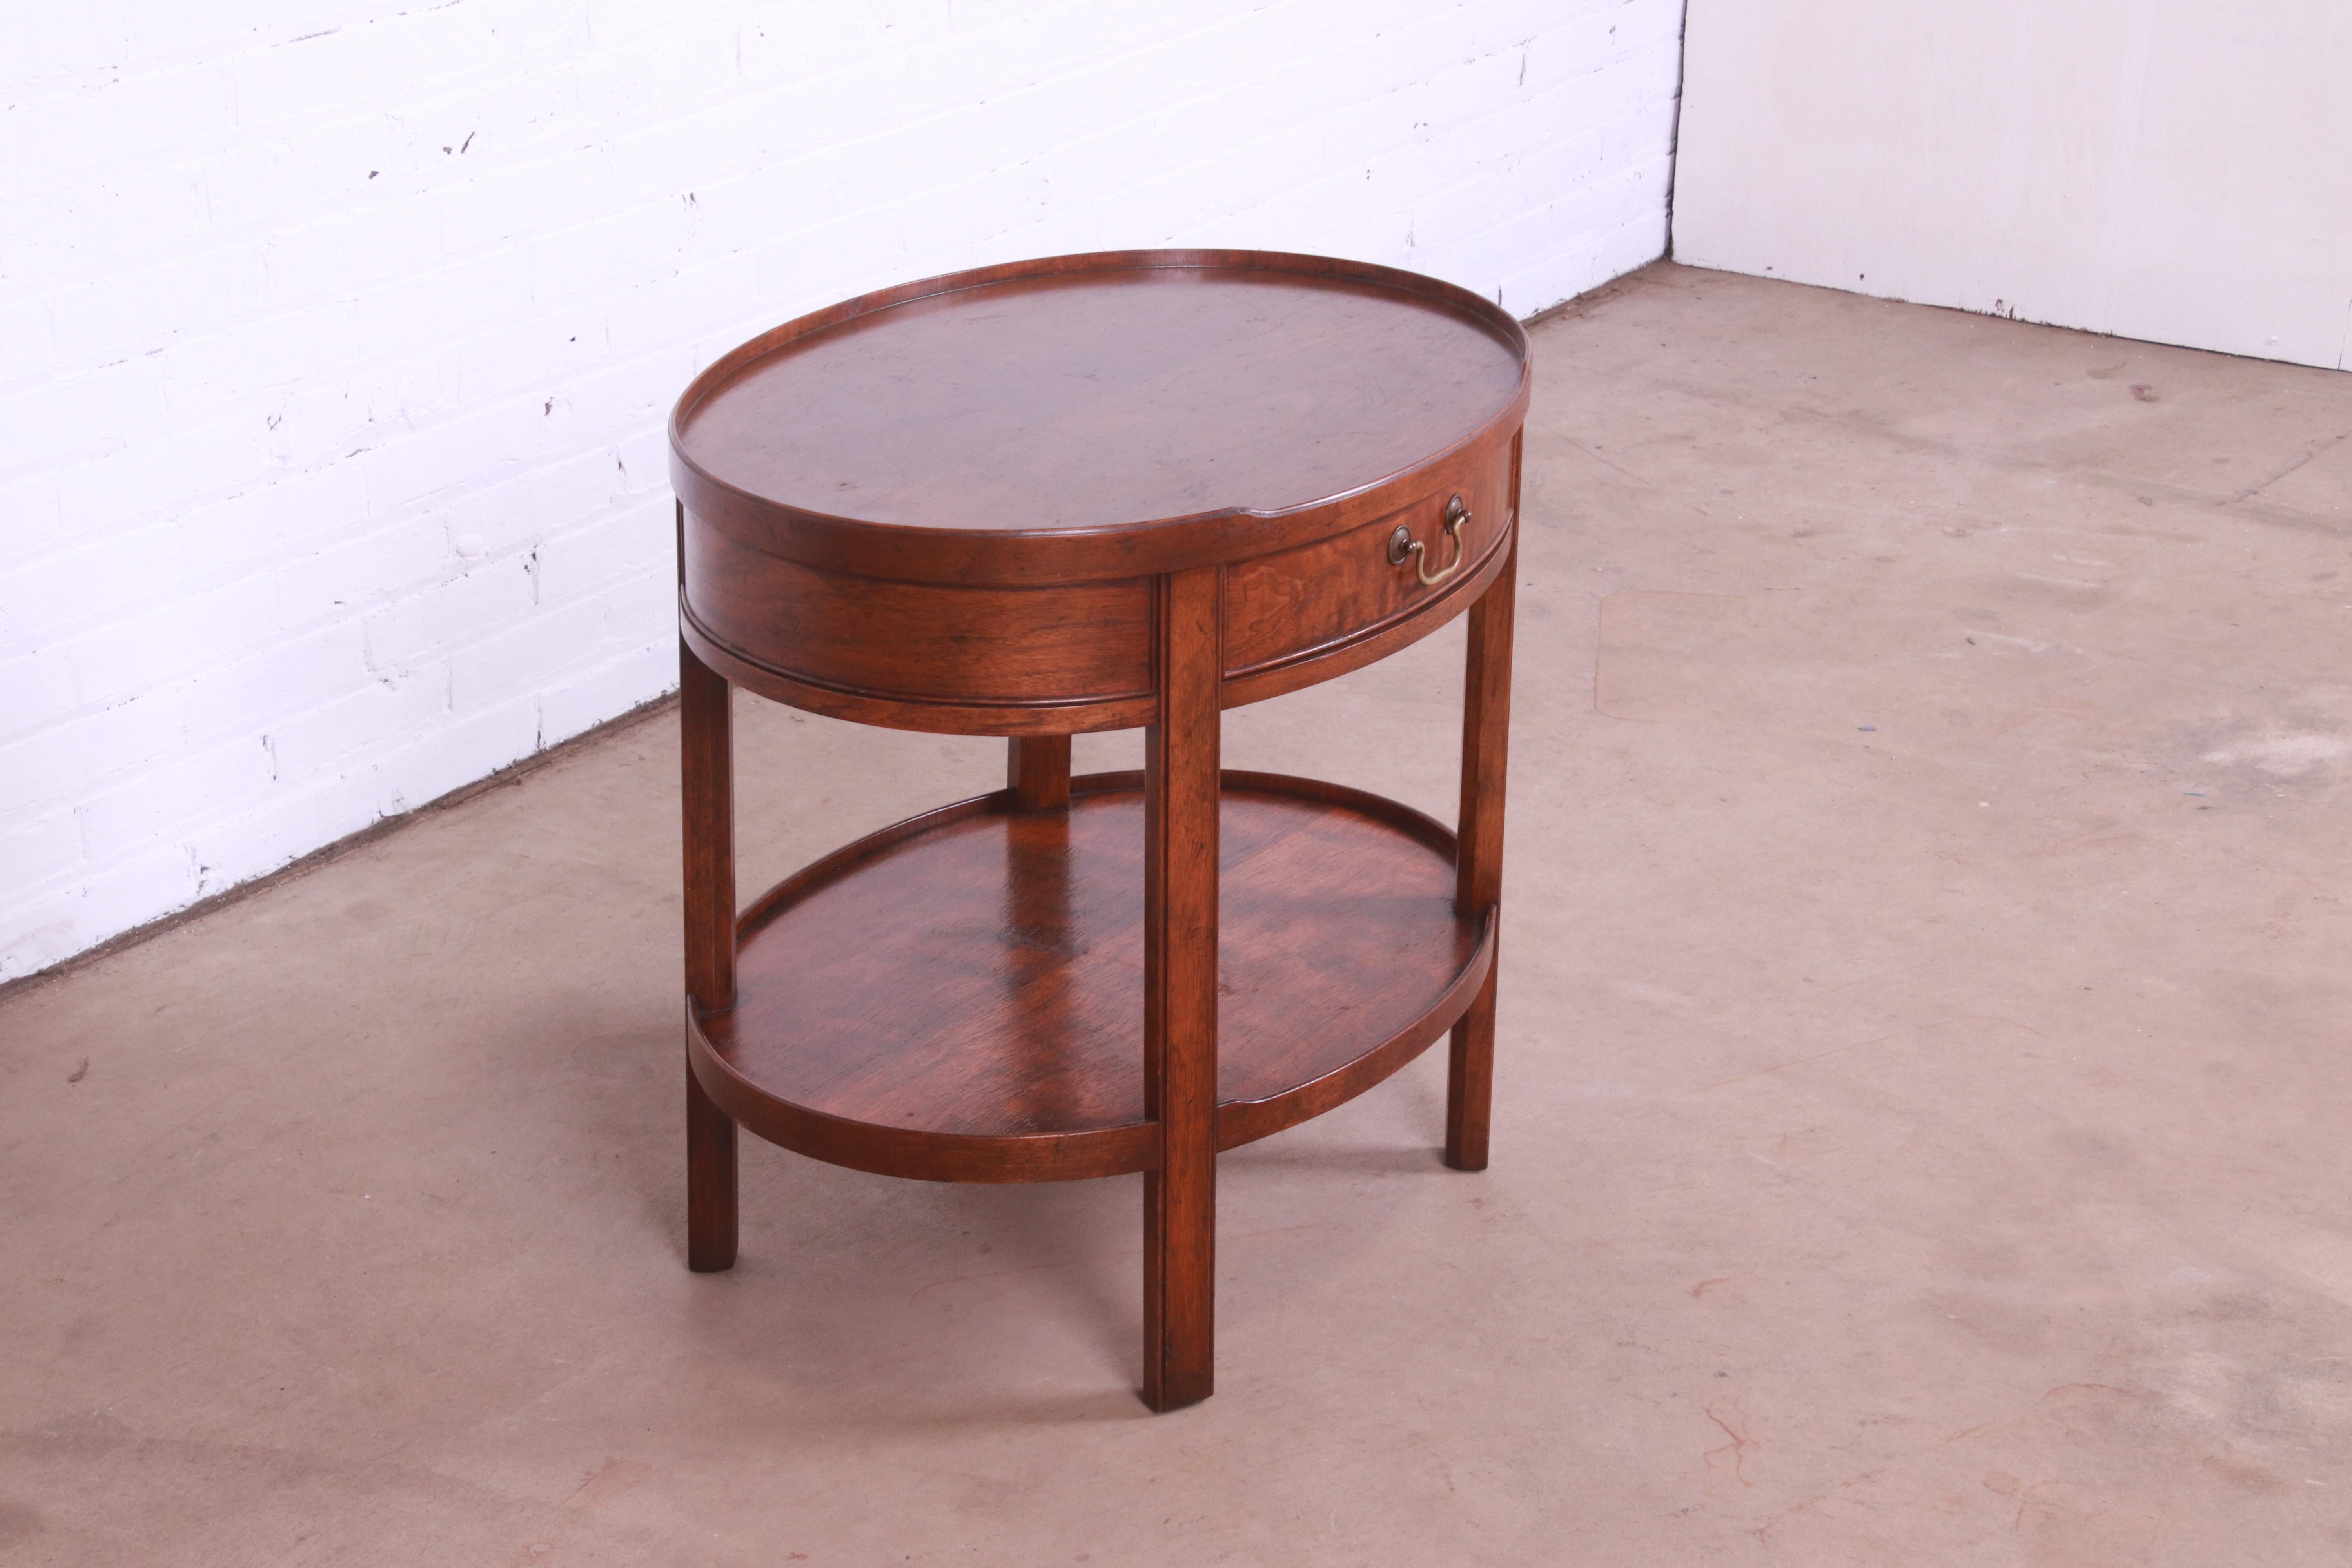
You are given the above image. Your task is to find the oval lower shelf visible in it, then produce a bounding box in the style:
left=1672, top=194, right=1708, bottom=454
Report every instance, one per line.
left=688, top=771, right=1492, bottom=1183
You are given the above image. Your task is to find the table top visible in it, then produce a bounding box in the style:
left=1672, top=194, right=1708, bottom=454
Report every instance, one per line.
left=670, top=250, right=1529, bottom=581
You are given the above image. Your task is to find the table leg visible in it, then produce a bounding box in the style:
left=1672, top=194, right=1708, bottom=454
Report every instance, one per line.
left=681, top=633, right=739, bottom=1271
left=1142, top=566, right=1220, bottom=1411
left=1006, top=735, right=1072, bottom=810
left=1447, top=490, right=1518, bottom=1173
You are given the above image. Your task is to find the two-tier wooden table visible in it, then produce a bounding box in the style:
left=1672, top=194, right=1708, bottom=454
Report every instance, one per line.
left=668, top=249, right=1524, bottom=1411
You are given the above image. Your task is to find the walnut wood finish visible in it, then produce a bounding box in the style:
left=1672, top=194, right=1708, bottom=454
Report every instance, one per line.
left=670, top=250, right=1528, bottom=739
left=1006, top=735, right=1071, bottom=811
left=669, top=250, right=1525, bottom=1409
left=682, top=523, right=1154, bottom=722
left=680, top=604, right=1156, bottom=738
left=677, top=515, right=1504, bottom=733
left=1447, top=434, right=1521, bottom=1172
left=671, top=250, right=1528, bottom=587
left=1221, top=448, right=1510, bottom=681
left=1218, top=518, right=1513, bottom=711
left=685, top=773, right=1490, bottom=1185
left=679, top=632, right=738, bottom=1272
left=1143, top=567, right=1221, bottom=1410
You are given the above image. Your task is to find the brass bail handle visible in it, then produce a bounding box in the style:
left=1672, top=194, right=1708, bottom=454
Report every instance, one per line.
left=1388, top=494, right=1469, bottom=586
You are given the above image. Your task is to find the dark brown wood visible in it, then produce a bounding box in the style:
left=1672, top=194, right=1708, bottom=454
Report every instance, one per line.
left=673, top=252, right=1530, bottom=738
left=692, top=771, right=1485, bottom=1176
left=670, top=249, right=1527, bottom=1409
left=687, top=772, right=1488, bottom=1183
left=1220, top=522, right=1513, bottom=711
left=681, top=604, right=1156, bottom=737
left=671, top=250, right=1529, bottom=588
left=1142, top=568, right=1221, bottom=1411
left=1447, top=437, right=1520, bottom=1172
left=679, top=633, right=739, bottom=1269
left=1221, top=450, right=1509, bottom=678
left=685, top=1058, right=737, bottom=1272
left=1212, top=905, right=1494, bottom=1151
left=1006, top=735, right=1071, bottom=811
left=683, top=524, right=1153, bottom=709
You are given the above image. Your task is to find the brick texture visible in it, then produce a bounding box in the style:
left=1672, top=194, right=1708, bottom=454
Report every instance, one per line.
left=0, top=0, right=1686, bottom=980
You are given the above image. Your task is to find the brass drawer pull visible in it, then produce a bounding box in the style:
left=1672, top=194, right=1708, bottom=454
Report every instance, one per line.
left=1387, top=495, right=1469, bottom=586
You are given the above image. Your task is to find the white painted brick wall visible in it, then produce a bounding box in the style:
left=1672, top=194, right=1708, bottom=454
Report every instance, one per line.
left=0, top=0, right=1686, bottom=981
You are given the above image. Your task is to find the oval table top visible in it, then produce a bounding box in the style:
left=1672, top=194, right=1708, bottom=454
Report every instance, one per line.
left=670, top=249, right=1530, bottom=584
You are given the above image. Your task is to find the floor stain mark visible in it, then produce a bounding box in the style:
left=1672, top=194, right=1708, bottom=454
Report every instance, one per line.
left=1702, top=1397, right=1760, bottom=1486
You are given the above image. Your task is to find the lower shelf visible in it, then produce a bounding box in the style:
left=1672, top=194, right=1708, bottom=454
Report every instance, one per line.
left=689, top=771, right=1492, bottom=1183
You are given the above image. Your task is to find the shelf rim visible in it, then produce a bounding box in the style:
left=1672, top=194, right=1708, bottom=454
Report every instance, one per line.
left=687, top=771, right=1493, bottom=1185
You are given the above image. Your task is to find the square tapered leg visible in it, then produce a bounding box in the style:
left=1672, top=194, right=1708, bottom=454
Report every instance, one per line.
left=1142, top=566, right=1221, bottom=1410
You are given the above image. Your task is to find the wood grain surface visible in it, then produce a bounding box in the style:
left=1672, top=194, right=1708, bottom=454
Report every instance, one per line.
left=1446, top=440, right=1520, bottom=1172
left=1221, top=450, right=1509, bottom=679
left=677, top=256, right=1519, bottom=532
left=670, top=249, right=1524, bottom=1409
left=1142, top=566, right=1221, bottom=1410
left=670, top=250, right=1529, bottom=588
left=678, top=628, right=739, bottom=1271
left=682, top=523, right=1153, bottom=704
left=1006, top=735, right=1073, bottom=811
left=690, top=774, right=1485, bottom=1184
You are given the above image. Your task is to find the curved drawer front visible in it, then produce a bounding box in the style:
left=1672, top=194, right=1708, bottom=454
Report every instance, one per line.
left=1221, top=441, right=1512, bottom=681
left=684, top=518, right=1153, bottom=712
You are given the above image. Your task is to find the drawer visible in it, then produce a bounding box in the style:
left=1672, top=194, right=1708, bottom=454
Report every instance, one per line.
left=1221, top=444, right=1512, bottom=680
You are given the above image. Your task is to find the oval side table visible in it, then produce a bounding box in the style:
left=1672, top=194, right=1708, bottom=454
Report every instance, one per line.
left=668, top=249, right=1525, bottom=1412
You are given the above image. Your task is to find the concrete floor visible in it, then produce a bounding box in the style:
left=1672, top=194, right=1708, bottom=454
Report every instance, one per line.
left=6, top=261, right=2352, bottom=1565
